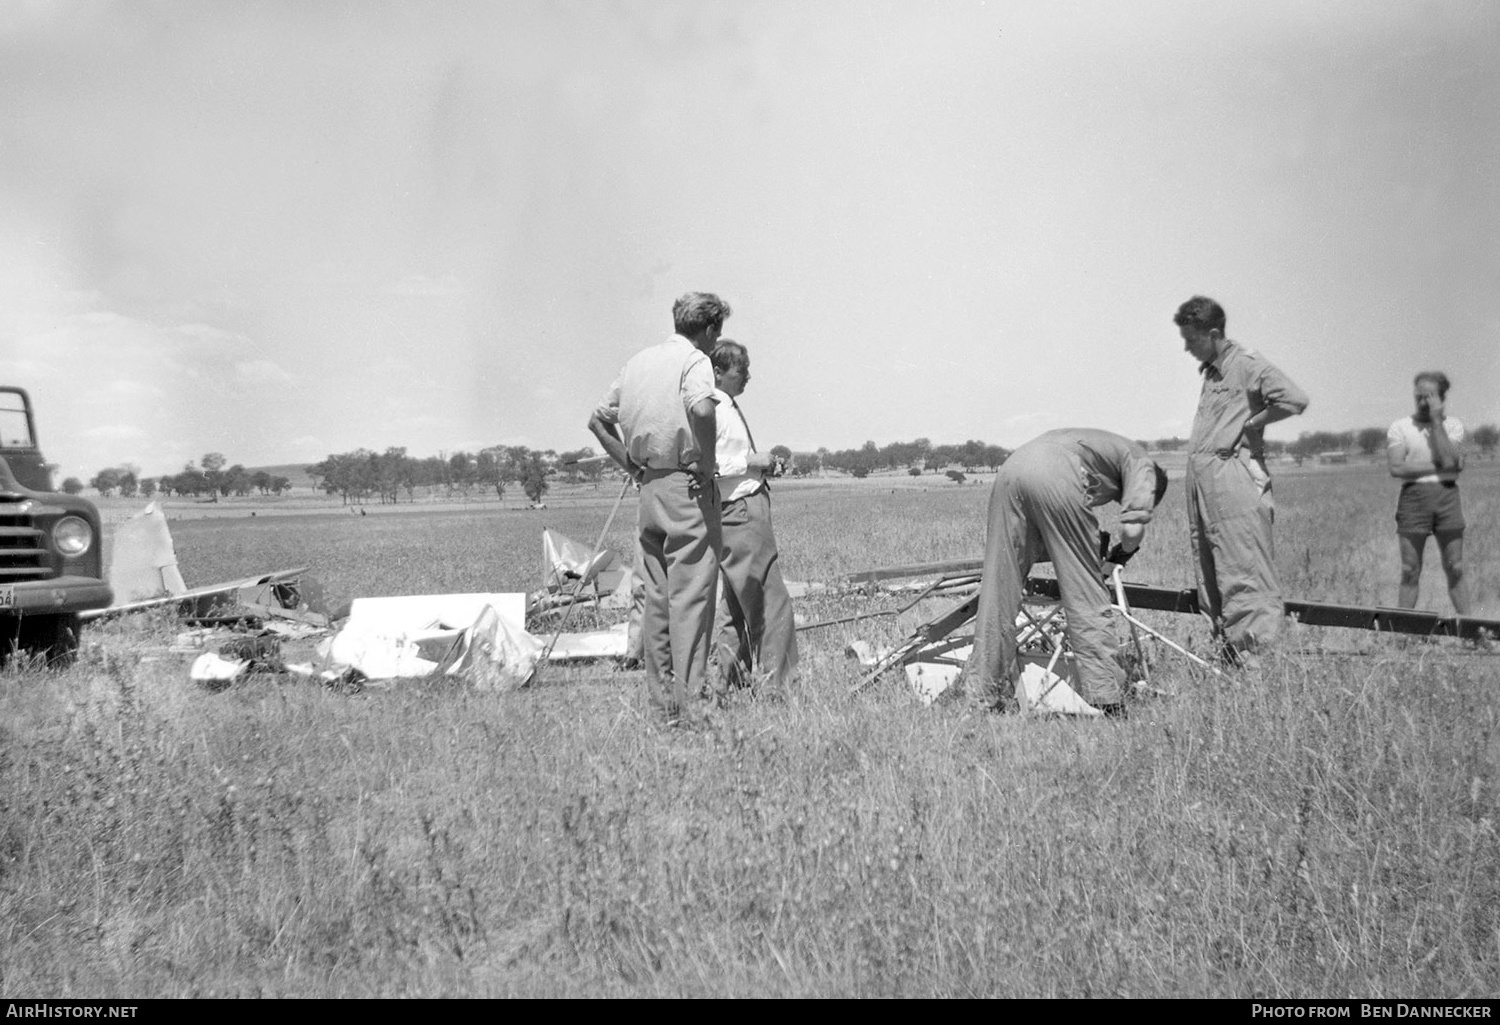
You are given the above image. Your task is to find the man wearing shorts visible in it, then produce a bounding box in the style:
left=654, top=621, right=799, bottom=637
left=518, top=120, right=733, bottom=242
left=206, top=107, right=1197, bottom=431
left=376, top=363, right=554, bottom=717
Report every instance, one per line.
left=1388, top=371, right=1470, bottom=615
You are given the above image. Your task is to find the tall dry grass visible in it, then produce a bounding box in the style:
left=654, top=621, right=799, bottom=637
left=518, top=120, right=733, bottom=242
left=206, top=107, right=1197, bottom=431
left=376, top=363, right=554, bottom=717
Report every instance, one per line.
left=2, top=462, right=1497, bottom=996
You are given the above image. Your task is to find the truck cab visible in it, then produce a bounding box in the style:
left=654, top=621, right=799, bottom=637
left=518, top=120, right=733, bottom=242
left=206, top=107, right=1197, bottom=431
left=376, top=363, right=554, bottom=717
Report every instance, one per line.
left=0, top=387, right=112, bottom=662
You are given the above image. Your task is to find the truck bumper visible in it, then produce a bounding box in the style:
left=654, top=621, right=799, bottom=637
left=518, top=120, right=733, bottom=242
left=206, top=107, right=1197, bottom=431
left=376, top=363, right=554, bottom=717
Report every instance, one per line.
left=0, top=577, right=114, bottom=616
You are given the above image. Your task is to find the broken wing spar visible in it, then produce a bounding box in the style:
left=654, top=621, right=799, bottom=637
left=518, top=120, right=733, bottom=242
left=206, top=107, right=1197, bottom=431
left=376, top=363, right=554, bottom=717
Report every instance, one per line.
left=829, top=557, right=1500, bottom=641
left=817, top=556, right=1500, bottom=655
left=80, top=567, right=314, bottom=623
left=79, top=502, right=324, bottom=627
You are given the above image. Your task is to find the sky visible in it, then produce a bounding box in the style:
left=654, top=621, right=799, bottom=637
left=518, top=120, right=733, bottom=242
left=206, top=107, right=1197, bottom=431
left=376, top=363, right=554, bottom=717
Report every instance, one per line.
left=0, top=0, right=1496, bottom=480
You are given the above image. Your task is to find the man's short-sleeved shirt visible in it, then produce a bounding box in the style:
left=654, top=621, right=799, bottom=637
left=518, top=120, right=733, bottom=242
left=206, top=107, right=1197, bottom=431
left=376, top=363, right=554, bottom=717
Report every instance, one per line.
left=598, top=336, right=718, bottom=471
left=1388, top=415, right=1465, bottom=484
left=1189, top=340, right=1309, bottom=457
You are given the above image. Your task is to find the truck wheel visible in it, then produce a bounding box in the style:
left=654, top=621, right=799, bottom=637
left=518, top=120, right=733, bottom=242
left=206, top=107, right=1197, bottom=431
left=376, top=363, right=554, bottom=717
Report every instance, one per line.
left=12, top=614, right=81, bottom=668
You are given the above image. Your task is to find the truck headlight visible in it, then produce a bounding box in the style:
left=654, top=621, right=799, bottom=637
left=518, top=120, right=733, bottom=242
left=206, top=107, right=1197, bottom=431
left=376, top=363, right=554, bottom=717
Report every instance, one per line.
left=53, top=516, right=94, bottom=557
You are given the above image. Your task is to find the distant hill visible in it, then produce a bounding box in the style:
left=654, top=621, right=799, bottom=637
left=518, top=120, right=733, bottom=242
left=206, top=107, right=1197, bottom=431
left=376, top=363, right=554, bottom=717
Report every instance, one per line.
left=247, top=463, right=320, bottom=490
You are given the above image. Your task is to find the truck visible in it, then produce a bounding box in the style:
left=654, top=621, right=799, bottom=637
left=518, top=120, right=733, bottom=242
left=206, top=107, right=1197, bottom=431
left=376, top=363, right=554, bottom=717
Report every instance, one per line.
left=0, top=386, right=112, bottom=663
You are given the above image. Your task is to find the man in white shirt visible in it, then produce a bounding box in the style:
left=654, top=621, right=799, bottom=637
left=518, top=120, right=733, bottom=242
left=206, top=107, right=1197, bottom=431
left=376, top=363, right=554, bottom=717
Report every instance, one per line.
left=709, top=340, right=798, bottom=699
left=1387, top=370, right=1470, bottom=614
left=589, top=293, right=729, bottom=726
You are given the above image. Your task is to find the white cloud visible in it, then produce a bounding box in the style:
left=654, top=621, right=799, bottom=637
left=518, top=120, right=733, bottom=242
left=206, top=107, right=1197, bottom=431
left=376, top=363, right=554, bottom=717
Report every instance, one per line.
left=103, top=378, right=161, bottom=398
left=385, top=273, right=464, bottom=298
left=285, top=435, right=327, bottom=459
left=173, top=323, right=251, bottom=348
left=1002, top=412, right=1056, bottom=430
left=0, top=357, right=58, bottom=381
left=234, top=359, right=294, bottom=385
left=79, top=423, right=146, bottom=441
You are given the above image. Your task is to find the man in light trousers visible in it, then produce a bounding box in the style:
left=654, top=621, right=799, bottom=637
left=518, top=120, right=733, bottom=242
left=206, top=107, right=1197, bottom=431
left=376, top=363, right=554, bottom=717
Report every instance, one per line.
left=966, top=428, right=1168, bottom=719
left=590, top=292, right=730, bottom=726
left=1175, top=295, right=1309, bottom=667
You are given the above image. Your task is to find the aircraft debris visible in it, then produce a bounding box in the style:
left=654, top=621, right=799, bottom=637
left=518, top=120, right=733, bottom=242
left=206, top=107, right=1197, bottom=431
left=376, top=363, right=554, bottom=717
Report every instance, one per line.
left=831, top=553, right=1500, bottom=710
left=84, top=502, right=327, bottom=628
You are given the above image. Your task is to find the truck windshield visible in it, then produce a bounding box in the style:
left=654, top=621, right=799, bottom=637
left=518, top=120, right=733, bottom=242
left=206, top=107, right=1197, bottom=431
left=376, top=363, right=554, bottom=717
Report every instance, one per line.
left=0, top=391, right=37, bottom=449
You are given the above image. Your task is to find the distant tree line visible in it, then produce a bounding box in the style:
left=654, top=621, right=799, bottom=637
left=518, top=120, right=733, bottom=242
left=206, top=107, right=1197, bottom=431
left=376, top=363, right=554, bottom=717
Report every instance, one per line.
left=789, top=438, right=1011, bottom=479
left=304, top=445, right=600, bottom=506
left=83, top=452, right=290, bottom=500
left=1141, top=424, right=1500, bottom=464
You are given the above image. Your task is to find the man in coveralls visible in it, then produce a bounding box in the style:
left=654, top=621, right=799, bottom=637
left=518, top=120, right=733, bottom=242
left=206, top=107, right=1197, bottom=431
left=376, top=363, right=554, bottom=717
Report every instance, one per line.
left=589, top=292, right=730, bottom=726
left=966, top=428, right=1169, bottom=718
left=1175, top=295, right=1309, bottom=666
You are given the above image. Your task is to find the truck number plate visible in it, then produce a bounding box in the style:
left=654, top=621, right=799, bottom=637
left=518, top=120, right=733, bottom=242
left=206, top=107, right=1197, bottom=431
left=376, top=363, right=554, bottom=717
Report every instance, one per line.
left=0, top=586, right=12, bottom=609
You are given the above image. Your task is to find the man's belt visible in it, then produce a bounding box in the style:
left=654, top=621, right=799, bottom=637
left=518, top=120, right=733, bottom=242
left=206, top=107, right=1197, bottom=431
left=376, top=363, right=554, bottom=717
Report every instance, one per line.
left=640, top=466, right=704, bottom=482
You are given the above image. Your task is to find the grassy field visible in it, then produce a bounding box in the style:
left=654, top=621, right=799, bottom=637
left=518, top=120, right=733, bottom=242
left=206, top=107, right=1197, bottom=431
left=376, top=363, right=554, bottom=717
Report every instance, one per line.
left=3, top=463, right=1498, bottom=997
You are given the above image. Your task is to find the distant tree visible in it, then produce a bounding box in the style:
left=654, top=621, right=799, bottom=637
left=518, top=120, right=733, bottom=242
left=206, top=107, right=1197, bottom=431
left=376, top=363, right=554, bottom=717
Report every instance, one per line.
left=308, top=450, right=376, bottom=504
left=946, top=469, right=967, bottom=484
left=982, top=444, right=1009, bottom=469
left=881, top=439, right=920, bottom=470
left=371, top=447, right=411, bottom=503
left=557, top=447, right=596, bottom=485
left=1153, top=437, right=1186, bottom=453
left=89, top=467, right=121, bottom=497
left=223, top=464, right=251, bottom=497
left=957, top=440, right=987, bottom=471
left=413, top=454, right=445, bottom=495
left=1356, top=427, right=1387, bottom=458
left=176, top=464, right=210, bottom=497
left=269, top=476, right=291, bottom=496
left=199, top=453, right=227, bottom=502
left=475, top=449, right=505, bottom=501
left=61, top=476, right=83, bottom=495
left=251, top=470, right=272, bottom=495
left=1288, top=431, right=1349, bottom=465
left=140, top=477, right=158, bottom=499
left=1287, top=434, right=1313, bottom=465
left=1472, top=423, right=1500, bottom=459
left=908, top=466, right=922, bottom=477
left=769, top=444, right=793, bottom=474
left=448, top=451, right=475, bottom=498
left=117, top=470, right=138, bottom=498
left=520, top=451, right=550, bottom=504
